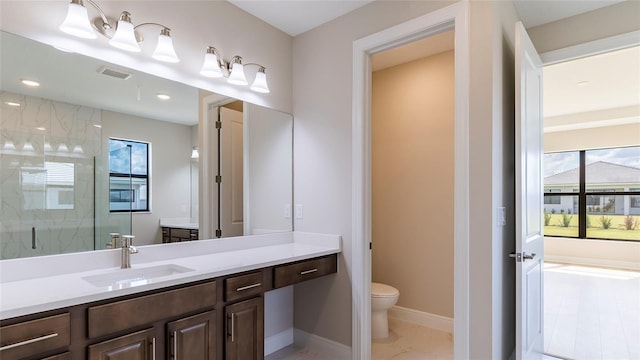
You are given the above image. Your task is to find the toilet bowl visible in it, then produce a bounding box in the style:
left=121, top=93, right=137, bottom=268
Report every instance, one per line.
left=371, top=282, right=399, bottom=339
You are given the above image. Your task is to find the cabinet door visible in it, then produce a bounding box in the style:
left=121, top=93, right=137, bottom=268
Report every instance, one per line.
left=167, top=311, right=216, bottom=360
left=88, top=328, right=156, bottom=360
left=225, top=297, right=263, bottom=360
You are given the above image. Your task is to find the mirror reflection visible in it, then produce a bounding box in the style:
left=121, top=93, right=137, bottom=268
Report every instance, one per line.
left=0, top=31, right=292, bottom=260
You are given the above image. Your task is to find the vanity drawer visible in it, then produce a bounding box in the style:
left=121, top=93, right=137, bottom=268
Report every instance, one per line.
left=225, top=271, right=264, bottom=302
left=88, top=281, right=216, bottom=338
left=170, top=228, right=192, bottom=239
left=0, top=313, right=70, bottom=359
left=274, top=254, right=338, bottom=288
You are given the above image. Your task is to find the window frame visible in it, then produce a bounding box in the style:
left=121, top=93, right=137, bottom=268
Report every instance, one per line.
left=544, top=146, right=640, bottom=242
left=108, top=138, right=150, bottom=213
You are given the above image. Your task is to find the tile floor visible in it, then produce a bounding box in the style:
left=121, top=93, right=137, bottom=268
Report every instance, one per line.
left=269, top=263, right=639, bottom=360
left=266, top=318, right=453, bottom=360
left=544, top=263, right=640, bottom=360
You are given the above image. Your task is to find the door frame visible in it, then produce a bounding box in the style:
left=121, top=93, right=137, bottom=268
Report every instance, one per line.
left=351, top=2, right=470, bottom=359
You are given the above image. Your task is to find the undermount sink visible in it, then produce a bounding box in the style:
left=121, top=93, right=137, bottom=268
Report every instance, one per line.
left=83, top=264, right=194, bottom=289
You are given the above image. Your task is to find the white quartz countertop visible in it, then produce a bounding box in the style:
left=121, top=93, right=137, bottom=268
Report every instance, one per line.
left=0, top=232, right=341, bottom=320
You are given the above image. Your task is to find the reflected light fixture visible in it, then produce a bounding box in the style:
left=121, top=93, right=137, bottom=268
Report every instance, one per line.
left=156, top=93, right=171, bottom=100
left=21, top=79, right=40, bottom=87
left=5, top=101, right=21, bottom=107
left=59, top=0, right=179, bottom=62
left=191, top=146, right=199, bottom=159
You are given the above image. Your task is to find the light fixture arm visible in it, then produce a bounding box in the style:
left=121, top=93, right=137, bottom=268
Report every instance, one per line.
left=76, top=0, right=112, bottom=30
left=134, top=22, right=171, bottom=31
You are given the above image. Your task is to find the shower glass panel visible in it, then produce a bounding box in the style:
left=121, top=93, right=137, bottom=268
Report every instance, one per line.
left=0, top=92, right=131, bottom=258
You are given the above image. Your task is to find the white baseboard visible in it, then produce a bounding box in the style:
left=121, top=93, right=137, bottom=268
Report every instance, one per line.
left=293, top=328, right=351, bottom=359
left=545, top=255, right=640, bottom=271
left=265, top=328, right=294, bottom=356
left=388, top=305, right=454, bottom=334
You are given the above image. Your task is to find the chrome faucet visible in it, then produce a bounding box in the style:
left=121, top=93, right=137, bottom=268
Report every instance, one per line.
left=106, top=233, right=120, bottom=249
left=121, top=235, right=138, bottom=269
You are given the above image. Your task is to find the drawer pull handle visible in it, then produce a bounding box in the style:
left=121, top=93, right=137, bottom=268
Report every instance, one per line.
left=300, top=268, right=318, bottom=275
left=236, top=283, right=261, bottom=292
left=152, top=337, right=157, bottom=360
left=0, top=332, right=58, bottom=351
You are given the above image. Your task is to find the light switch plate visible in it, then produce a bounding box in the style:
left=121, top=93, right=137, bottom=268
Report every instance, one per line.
left=284, top=204, right=291, bottom=219
left=295, top=204, right=303, bottom=220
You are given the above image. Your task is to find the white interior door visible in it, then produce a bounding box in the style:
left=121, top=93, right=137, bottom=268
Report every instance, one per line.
left=220, top=107, right=244, bottom=237
left=515, top=21, right=544, bottom=360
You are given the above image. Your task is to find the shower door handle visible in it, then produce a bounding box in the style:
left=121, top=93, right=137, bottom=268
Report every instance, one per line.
left=32, top=227, right=37, bottom=249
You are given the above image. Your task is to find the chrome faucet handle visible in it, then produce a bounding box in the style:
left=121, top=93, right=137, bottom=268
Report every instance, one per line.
left=107, top=233, right=120, bottom=249
left=121, top=235, right=135, bottom=247
left=122, top=235, right=138, bottom=253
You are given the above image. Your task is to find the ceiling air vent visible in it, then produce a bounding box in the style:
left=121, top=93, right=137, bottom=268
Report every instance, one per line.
left=97, top=66, right=132, bottom=80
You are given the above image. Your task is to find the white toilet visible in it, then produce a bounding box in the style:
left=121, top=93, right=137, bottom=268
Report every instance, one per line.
left=371, top=282, right=400, bottom=339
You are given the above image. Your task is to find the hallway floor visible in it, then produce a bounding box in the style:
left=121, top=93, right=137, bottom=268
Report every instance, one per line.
left=544, top=262, right=640, bottom=360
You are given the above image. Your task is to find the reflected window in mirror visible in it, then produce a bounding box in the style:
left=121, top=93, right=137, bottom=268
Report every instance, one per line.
left=21, top=162, right=76, bottom=210
left=108, top=138, right=149, bottom=212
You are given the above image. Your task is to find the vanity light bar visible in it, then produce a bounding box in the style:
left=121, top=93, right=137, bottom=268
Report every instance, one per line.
left=59, top=0, right=270, bottom=93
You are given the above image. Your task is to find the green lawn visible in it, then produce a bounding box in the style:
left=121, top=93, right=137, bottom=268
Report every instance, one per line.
left=544, top=214, right=640, bottom=241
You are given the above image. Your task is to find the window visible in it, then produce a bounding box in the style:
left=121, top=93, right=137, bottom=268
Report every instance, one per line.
left=109, top=138, right=149, bottom=212
left=544, top=146, right=640, bottom=241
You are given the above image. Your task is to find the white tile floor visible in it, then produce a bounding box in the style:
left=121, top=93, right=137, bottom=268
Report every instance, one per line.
left=544, top=263, right=640, bottom=360
left=267, top=318, right=453, bottom=360
left=268, top=263, right=639, bottom=360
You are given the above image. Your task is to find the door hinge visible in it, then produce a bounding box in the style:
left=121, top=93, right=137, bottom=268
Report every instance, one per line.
left=215, top=229, right=222, bottom=238
left=215, top=120, right=222, bottom=129
left=215, top=175, right=222, bottom=183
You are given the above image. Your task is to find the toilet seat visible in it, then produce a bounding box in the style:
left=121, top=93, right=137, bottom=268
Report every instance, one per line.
left=372, top=282, right=399, bottom=297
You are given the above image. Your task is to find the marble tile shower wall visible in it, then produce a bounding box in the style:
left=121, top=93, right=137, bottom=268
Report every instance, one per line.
left=1, top=91, right=102, bottom=259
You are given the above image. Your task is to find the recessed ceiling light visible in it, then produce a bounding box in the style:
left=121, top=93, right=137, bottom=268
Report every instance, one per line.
left=21, top=79, right=40, bottom=87
left=576, top=81, right=589, bottom=86
left=35, top=127, right=46, bottom=131
left=5, top=101, right=21, bottom=107
left=93, top=124, right=102, bottom=128
left=156, top=93, right=171, bottom=100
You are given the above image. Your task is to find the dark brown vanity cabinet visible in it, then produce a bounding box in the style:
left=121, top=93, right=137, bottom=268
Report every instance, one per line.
left=87, top=328, right=156, bottom=360
left=162, top=227, right=199, bottom=243
left=0, top=253, right=338, bottom=360
left=0, top=313, right=70, bottom=360
left=224, top=298, right=263, bottom=360
left=168, top=311, right=217, bottom=360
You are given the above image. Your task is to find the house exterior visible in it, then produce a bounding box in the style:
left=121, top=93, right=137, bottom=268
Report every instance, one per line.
left=544, top=161, right=640, bottom=215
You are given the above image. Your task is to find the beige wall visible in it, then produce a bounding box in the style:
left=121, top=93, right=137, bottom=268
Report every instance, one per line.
left=292, top=0, right=520, bottom=357
left=371, top=51, right=454, bottom=318
left=528, top=1, right=640, bottom=54
left=292, top=0, right=458, bottom=347
left=545, top=123, right=640, bottom=152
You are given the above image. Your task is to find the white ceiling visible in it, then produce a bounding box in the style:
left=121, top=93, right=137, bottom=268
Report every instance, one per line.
left=543, top=45, right=640, bottom=131
left=227, top=0, right=626, bottom=37
left=228, top=0, right=375, bottom=36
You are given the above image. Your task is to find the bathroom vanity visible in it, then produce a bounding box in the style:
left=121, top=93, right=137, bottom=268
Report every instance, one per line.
left=0, top=232, right=340, bottom=360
